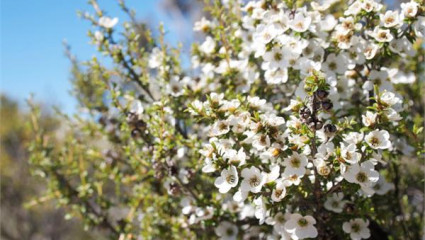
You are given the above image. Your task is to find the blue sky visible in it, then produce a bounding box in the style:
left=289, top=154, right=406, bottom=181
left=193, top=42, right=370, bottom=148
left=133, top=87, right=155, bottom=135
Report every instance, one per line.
left=1, top=0, right=193, bottom=114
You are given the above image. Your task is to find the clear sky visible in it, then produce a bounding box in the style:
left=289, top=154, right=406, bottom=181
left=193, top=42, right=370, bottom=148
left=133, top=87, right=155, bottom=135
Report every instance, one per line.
left=1, top=0, right=192, bottom=114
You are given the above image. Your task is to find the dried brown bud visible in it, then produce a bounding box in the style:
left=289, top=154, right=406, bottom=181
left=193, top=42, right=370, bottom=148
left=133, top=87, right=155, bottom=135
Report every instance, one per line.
left=131, top=128, right=142, bottom=138
left=308, top=118, right=323, bottom=130
left=126, top=112, right=139, bottom=125
left=169, top=183, right=180, bottom=196
left=324, top=124, right=337, bottom=133
left=169, top=165, right=178, bottom=176
left=321, top=99, right=333, bottom=111
left=315, top=89, right=329, bottom=100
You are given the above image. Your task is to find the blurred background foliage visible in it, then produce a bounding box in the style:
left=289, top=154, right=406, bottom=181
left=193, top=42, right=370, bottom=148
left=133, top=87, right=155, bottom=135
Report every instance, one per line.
left=0, top=95, right=101, bottom=240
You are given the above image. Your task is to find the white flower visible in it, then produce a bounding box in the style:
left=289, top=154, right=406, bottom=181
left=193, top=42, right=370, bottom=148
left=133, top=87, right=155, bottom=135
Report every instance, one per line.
left=335, top=16, right=358, bottom=35
left=219, top=99, right=240, bottom=112
left=380, top=10, right=400, bottom=28
left=128, top=99, right=144, bottom=117
left=180, top=197, right=196, bottom=215
left=372, top=175, right=395, bottom=195
left=252, top=134, right=271, bottom=150
left=94, top=31, right=104, bottom=42
left=413, top=16, right=425, bottom=38
left=267, top=212, right=292, bottom=235
left=194, top=17, right=212, bottom=32
left=283, top=152, right=308, bottom=177
left=343, top=218, right=371, bottom=240
left=384, top=108, right=402, bottom=122
left=363, top=43, right=379, bottom=60
left=210, top=120, right=230, bottom=136
left=261, top=113, right=286, bottom=127
left=284, top=213, right=318, bottom=240
left=365, top=129, right=392, bottom=150
left=271, top=179, right=288, bottom=202
left=311, top=0, right=339, bottom=11
left=241, top=166, right=266, bottom=193
left=215, top=166, right=239, bottom=193
left=343, top=160, right=379, bottom=195
left=343, top=132, right=364, bottom=145
left=263, top=46, right=287, bottom=70
left=253, top=197, right=268, bottom=224
left=188, top=100, right=204, bottom=115
left=215, top=221, right=238, bottom=240
left=324, top=192, right=347, bottom=213
left=380, top=90, right=401, bottom=107
left=223, top=148, right=246, bottom=166
left=193, top=206, right=214, bottom=223
left=265, top=165, right=281, bottom=183
left=247, top=96, right=266, bottom=110
left=345, top=1, right=362, bottom=16
left=362, top=111, right=377, bottom=127
left=370, top=27, right=393, bottom=43
left=168, top=76, right=184, bottom=97
left=254, top=23, right=279, bottom=45
left=264, top=68, right=289, bottom=84
left=392, top=70, right=416, bottom=84
left=322, top=53, right=348, bottom=75
left=98, top=16, right=118, bottom=28
left=200, top=36, right=216, bottom=54
left=361, top=0, right=381, bottom=12
left=340, top=143, right=362, bottom=164
left=149, top=47, right=164, bottom=69
left=290, top=13, right=312, bottom=32
left=401, top=1, right=419, bottom=18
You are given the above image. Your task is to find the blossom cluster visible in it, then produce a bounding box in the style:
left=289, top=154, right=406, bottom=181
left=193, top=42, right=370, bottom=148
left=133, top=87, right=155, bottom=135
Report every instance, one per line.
left=183, top=0, right=423, bottom=239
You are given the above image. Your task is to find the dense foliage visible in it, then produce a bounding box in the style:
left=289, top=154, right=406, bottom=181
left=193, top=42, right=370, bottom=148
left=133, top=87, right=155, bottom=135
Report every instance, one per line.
left=28, top=0, right=424, bottom=239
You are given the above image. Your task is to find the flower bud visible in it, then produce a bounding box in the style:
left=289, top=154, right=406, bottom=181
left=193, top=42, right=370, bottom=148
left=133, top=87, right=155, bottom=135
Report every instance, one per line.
left=126, top=112, right=139, bottom=125
left=169, top=183, right=180, bottom=196
left=318, top=165, right=330, bottom=176
left=135, top=120, right=146, bottom=130
left=308, top=119, right=323, bottom=130
left=169, top=165, right=178, bottom=176
left=321, top=99, right=333, bottom=111
left=131, top=128, right=142, bottom=138
left=324, top=124, right=337, bottom=133
left=315, top=89, right=329, bottom=100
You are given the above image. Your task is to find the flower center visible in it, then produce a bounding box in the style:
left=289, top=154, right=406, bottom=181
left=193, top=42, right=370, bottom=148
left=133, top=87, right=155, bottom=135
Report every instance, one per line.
left=274, top=189, right=283, bottom=198
left=259, top=135, right=267, bottom=145
left=172, top=85, right=180, bottom=93
left=295, top=22, right=304, bottom=29
left=351, top=223, right=361, bottom=233
left=329, top=62, right=337, bottom=70
left=226, top=175, right=236, bottom=184
left=304, top=47, right=312, bottom=55
left=263, top=32, right=271, bottom=41
left=226, top=228, right=234, bottom=236
left=297, top=218, right=308, bottom=227
left=370, top=136, right=380, bottom=146
left=373, top=183, right=382, bottom=190
left=331, top=201, right=339, bottom=208
left=219, top=122, right=228, bottom=131
left=290, top=157, right=301, bottom=168
left=289, top=174, right=298, bottom=181
left=249, top=176, right=260, bottom=187
left=345, top=151, right=352, bottom=160
left=272, top=148, right=280, bottom=157
left=277, top=215, right=286, bottom=223
left=378, top=32, right=388, bottom=39
left=356, top=172, right=368, bottom=183
left=386, top=16, right=394, bottom=24
left=274, top=52, right=282, bottom=61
